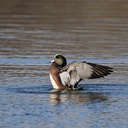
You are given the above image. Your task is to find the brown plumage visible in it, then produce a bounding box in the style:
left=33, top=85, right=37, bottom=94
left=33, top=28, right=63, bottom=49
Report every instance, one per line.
left=50, top=63, right=65, bottom=89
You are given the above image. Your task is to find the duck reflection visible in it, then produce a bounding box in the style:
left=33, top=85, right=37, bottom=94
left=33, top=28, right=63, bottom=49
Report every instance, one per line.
left=49, top=89, right=107, bottom=105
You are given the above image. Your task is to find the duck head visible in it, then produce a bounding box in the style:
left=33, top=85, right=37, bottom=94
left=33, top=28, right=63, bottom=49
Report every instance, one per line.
left=51, top=54, right=67, bottom=67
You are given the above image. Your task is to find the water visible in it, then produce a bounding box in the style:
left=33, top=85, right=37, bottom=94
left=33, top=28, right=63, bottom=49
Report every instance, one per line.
left=0, top=0, right=128, bottom=128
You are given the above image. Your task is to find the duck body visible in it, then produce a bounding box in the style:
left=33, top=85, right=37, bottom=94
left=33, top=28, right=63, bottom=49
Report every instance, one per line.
left=49, top=55, right=113, bottom=90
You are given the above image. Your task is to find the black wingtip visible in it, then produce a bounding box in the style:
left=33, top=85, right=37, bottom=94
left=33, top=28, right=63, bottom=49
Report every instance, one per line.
left=87, top=62, right=113, bottom=79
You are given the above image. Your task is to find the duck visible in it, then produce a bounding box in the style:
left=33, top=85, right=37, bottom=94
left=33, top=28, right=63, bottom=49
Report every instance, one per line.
left=49, top=54, right=113, bottom=90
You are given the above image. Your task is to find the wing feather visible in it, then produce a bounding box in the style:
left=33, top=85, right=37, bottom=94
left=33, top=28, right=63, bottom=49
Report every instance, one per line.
left=60, top=62, right=113, bottom=87
left=86, top=62, right=113, bottom=79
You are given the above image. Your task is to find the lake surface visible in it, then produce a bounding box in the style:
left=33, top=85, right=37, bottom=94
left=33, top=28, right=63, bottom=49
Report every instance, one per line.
left=0, top=0, right=128, bottom=128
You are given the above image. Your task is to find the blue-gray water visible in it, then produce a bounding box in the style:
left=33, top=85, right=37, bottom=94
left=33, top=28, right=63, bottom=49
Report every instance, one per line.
left=0, top=0, right=128, bottom=128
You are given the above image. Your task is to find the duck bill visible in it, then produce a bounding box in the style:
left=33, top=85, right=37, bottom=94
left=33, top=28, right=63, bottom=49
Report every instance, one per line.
left=51, top=60, right=54, bottom=63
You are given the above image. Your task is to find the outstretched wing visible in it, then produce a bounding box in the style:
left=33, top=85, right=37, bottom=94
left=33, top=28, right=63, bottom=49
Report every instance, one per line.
left=59, top=62, right=113, bottom=87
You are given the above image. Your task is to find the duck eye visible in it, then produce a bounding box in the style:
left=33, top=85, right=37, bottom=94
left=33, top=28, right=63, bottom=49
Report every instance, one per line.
left=56, top=56, right=59, bottom=59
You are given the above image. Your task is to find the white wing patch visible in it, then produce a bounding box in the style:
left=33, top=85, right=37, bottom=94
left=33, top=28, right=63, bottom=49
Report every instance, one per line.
left=59, top=71, right=70, bottom=86
left=69, top=70, right=80, bottom=86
